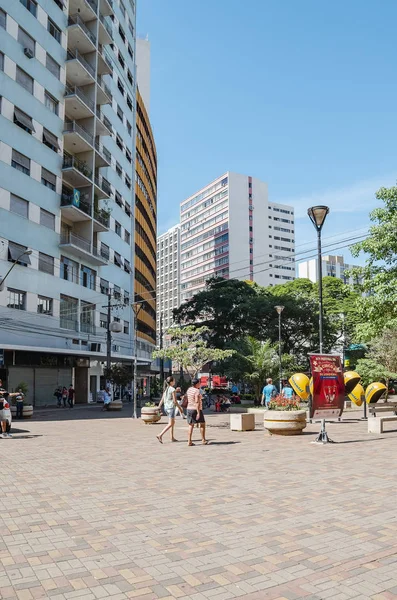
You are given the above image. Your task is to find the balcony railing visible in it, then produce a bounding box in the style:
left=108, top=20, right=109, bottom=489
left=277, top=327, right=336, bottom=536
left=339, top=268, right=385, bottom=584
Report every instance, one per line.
left=92, top=245, right=108, bottom=262
left=97, top=75, right=112, bottom=101
left=85, top=0, right=98, bottom=13
left=96, top=109, right=113, bottom=133
left=94, top=175, right=112, bottom=196
left=61, top=192, right=92, bottom=216
left=64, top=120, right=94, bottom=146
left=61, top=232, right=92, bottom=253
left=62, top=153, right=93, bottom=180
left=81, top=321, right=96, bottom=334
left=67, top=50, right=95, bottom=78
left=68, top=14, right=97, bottom=45
left=64, top=85, right=95, bottom=112
left=95, top=141, right=111, bottom=162
left=99, top=13, right=113, bottom=39
left=98, top=44, right=113, bottom=72
left=94, top=210, right=110, bottom=228
left=60, top=317, right=79, bottom=332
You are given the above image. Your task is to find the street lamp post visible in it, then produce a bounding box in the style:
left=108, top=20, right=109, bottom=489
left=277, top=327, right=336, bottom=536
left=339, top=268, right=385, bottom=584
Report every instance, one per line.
left=307, top=206, right=330, bottom=353
left=275, top=306, right=284, bottom=393
left=0, top=249, right=33, bottom=292
left=132, top=301, right=144, bottom=419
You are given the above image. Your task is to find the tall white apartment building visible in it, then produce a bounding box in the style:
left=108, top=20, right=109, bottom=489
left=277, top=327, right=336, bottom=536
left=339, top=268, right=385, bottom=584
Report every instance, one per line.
left=156, top=224, right=180, bottom=338
left=298, top=255, right=361, bottom=285
left=0, top=0, right=145, bottom=404
left=180, top=172, right=295, bottom=302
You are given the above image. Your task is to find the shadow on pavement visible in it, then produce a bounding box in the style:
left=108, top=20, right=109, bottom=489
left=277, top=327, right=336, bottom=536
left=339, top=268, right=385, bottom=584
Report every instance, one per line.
left=207, top=441, right=241, bottom=445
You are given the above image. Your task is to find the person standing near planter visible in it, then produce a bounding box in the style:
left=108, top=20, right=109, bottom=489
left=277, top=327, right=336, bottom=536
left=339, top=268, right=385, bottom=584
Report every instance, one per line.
left=261, top=378, right=277, bottom=407
left=15, top=389, right=24, bottom=419
left=0, top=380, right=11, bottom=437
left=156, top=376, right=183, bottom=443
left=186, top=378, right=208, bottom=446
left=68, top=384, right=75, bottom=409
left=61, top=386, right=68, bottom=408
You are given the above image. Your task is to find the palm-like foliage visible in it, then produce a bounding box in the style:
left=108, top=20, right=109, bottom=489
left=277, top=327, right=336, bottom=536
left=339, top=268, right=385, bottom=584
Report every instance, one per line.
left=243, top=338, right=279, bottom=402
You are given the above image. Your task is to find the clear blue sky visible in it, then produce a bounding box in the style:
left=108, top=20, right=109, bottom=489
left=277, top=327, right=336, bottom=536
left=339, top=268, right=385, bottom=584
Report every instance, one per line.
left=137, top=0, right=397, bottom=264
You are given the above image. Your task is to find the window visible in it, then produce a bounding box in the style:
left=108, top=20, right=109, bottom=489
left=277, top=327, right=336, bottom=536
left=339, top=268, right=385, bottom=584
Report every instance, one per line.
left=115, top=221, right=121, bottom=236
left=127, top=70, right=133, bottom=85
left=14, top=107, right=35, bottom=133
left=100, top=313, right=107, bottom=328
left=124, top=230, right=130, bottom=244
left=10, top=194, right=29, bottom=218
left=39, top=252, right=54, bottom=275
left=120, top=1, right=126, bottom=17
left=16, top=67, right=33, bottom=94
left=0, top=8, right=6, bottom=29
left=8, top=242, right=31, bottom=266
left=126, top=95, right=132, bottom=111
left=124, top=292, right=130, bottom=306
left=81, top=265, right=96, bottom=290
left=117, top=78, right=125, bottom=95
left=125, top=202, right=131, bottom=216
left=116, top=134, right=123, bottom=150
left=124, top=259, right=131, bottom=273
left=128, top=19, right=134, bottom=36
left=20, top=0, right=37, bottom=16
left=116, top=162, right=122, bottom=177
left=118, top=25, right=126, bottom=43
left=117, top=105, right=123, bottom=122
left=0, top=52, right=3, bottom=71
left=37, top=296, right=53, bottom=315
left=52, top=0, right=65, bottom=9
left=128, top=43, right=133, bottom=60
left=12, top=149, right=30, bottom=175
left=100, top=278, right=109, bottom=294
left=101, top=242, right=110, bottom=260
left=7, top=288, right=26, bottom=311
left=18, top=27, right=35, bottom=55
left=60, top=255, right=78, bottom=283
left=48, top=18, right=61, bottom=42
left=115, top=190, right=123, bottom=207
left=114, top=252, right=122, bottom=267
left=118, top=52, right=125, bottom=69
left=124, top=321, right=129, bottom=335
left=125, top=174, right=131, bottom=189
left=41, top=168, right=57, bottom=191
left=113, top=285, right=121, bottom=299
left=60, top=294, right=78, bottom=330
left=45, top=91, right=59, bottom=115
left=127, top=120, right=132, bottom=136
left=125, top=147, right=132, bottom=163
left=43, top=129, right=59, bottom=152
left=40, top=208, right=55, bottom=230
left=46, top=53, right=60, bottom=79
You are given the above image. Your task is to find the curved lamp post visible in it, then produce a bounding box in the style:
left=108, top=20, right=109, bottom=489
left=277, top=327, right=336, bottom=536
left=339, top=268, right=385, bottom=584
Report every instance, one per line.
left=307, top=206, right=329, bottom=353
left=275, top=305, right=284, bottom=393
left=0, top=249, right=33, bottom=292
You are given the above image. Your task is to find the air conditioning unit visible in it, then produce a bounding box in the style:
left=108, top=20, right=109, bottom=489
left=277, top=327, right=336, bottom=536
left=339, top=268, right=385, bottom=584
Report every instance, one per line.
left=90, top=343, right=101, bottom=352
left=24, top=47, right=34, bottom=59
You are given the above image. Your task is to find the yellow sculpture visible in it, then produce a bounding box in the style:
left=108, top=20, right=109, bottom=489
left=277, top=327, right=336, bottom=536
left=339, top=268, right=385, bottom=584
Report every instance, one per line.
left=365, top=382, right=387, bottom=404
left=348, top=383, right=364, bottom=406
left=289, top=373, right=310, bottom=400
left=344, top=371, right=361, bottom=394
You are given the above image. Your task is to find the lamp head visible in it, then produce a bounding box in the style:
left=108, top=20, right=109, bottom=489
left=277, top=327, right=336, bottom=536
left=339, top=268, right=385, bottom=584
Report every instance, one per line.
left=275, top=305, right=285, bottom=315
left=25, top=250, right=33, bottom=256
left=307, top=206, right=330, bottom=231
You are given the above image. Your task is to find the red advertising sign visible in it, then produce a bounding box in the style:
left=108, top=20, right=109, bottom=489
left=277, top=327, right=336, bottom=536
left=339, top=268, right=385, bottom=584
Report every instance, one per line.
left=309, top=354, right=345, bottom=419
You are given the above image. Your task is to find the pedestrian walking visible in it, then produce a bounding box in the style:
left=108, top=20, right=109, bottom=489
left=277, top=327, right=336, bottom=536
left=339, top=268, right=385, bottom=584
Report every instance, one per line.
left=15, top=389, right=24, bottom=419
left=282, top=382, right=294, bottom=400
left=68, top=384, right=75, bottom=409
left=186, top=378, right=208, bottom=446
left=261, top=378, right=277, bottom=407
left=156, top=377, right=184, bottom=443
left=102, top=387, right=111, bottom=411
left=0, top=379, right=11, bottom=438
left=61, top=386, right=68, bottom=408
left=54, top=387, right=62, bottom=407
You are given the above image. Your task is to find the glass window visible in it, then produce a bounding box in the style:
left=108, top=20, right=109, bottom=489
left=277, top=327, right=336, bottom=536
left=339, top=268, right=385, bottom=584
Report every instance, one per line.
left=126, top=95, right=132, bottom=111
left=114, top=252, right=122, bottom=267
left=124, top=230, right=130, bottom=244
left=120, top=1, right=126, bottom=17
left=45, top=91, right=58, bottom=115
left=52, top=0, right=65, bottom=10
left=7, top=288, right=26, bottom=310
left=47, top=18, right=61, bottom=42
left=0, top=9, right=6, bottom=29
left=43, top=129, right=59, bottom=152
left=37, top=296, right=53, bottom=315
left=101, top=243, right=110, bottom=260
left=60, top=294, right=78, bottom=330
left=39, top=252, right=54, bottom=275
left=80, top=265, right=96, bottom=290
left=16, top=67, right=33, bottom=94
left=100, top=278, right=109, bottom=294
left=46, top=53, right=60, bottom=79
left=0, top=52, right=3, bottom=71
left=127, top=120, right=131, bottom=135
left=117, top=105, right=123, bottom=122
left=125, top=174, right=131, bottom=189
left=20, top=0, right=37, bottom=16
left=124, top=321, right=129, bottom=335
left=115, top=221, right=121, bottom=236
left=40, top=208, right=55, bottom=229
left=118, top=52, right=125, bottom=69
left=128, top=43, right=133, bottom=60
left=128, top=19, right=134, bottom=36
left=41, top=168, right=57, bottom=191
left=8, top=241, right=31, bottom=265
left=118, top=25, right=125, bottom=42
left=127, top=70, right=133, bottom=85
left=113, top=285, right=121, bottom=299
left=116, top=162, right=122, bottom=177
left=10, top=194, right=28, bottom=218
left=117, top=78, right=125, bottom=95
left=11, top=149, right=30, bottom=175
left=14, top=107, right=35, bottom=133
left=100, top=313, right=107, bottom=328
left=60, top=255, right=79, bottom=283
left=116, top=134, right=123, bottom=150
left=18, top=27, right=35, bottom=55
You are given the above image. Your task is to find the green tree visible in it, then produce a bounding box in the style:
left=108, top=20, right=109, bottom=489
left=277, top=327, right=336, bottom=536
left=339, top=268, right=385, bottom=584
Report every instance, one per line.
left=355, top=328, right=397, bottom=390
left=152, top=325, right=235, bottom=380
left=104, top=364, right=132, bottom=387
left=350, top=184, right=397, bottom=340
left=241, top=338, right=279, bottom=403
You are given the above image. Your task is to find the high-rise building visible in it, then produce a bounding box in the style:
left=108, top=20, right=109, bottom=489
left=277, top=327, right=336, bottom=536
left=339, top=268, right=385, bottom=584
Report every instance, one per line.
left=134, top=35, right=157, bottom=368
left=156, top=224, right=180, bottom=340
left=0, top=0, right=143, bottom=404
left=298, top=255, right=361, bottom=285
left=180, top=172, right=295, bottom=302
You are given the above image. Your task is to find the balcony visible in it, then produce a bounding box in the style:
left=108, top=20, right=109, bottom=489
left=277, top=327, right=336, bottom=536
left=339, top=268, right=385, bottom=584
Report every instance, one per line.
left=95, top=109, right=112, bottom=136
left=66, top=50, right=95, bottom=86
left=98, top=13, right=112, bottom=45
left=68, top=14, right=97, bottom=54
left=80, top=321, right=96, bottom=335
left=94, top=174, right=111, bottom=199
left=64, top=84, right=95, bottom=119
left=94, top=141, right=111, bottom=167
left=62, top=153, right=93, bottom=187
left=61, top=190, right=92, bottom=222
left=69, top=0, right=97, bottom=21
left=96, top=75, right=112, bottom=105
left=97, top=45, right=113, bottom=75
left=93, top=208, right=110, bottom=232
left=60, top=232, right=107, bottom=266
left=63, top=120, right=94, bottom=153
left=100, top=0, right=114, bottom=17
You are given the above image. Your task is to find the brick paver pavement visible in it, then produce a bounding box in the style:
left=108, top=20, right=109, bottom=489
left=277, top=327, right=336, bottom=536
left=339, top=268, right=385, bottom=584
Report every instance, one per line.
left=2, top=406, right=397, bottom=600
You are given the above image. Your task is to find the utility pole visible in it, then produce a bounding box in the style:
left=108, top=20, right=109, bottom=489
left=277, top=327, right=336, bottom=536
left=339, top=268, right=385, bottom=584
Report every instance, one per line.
left=132, top=302, right=144, bottom=419
left=106, top=290, right=112, bottom=373
left=159, top=312, right=164, bottom=384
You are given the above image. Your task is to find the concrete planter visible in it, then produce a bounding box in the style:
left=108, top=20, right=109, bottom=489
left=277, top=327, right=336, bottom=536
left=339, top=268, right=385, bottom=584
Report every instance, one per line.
left=141, top=406, right=161, bottom=424
left=108, top=400, right=123, bottom=411
left=11, top=405, right=34, bottom=418
left=264, top=409, right=307, bottom=436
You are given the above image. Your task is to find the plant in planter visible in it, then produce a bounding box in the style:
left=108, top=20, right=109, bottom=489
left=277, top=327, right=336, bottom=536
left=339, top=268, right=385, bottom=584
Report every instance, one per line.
left=141, top=401, right=161, bottom=424
left=264, top=394, right=306, bottom=436
left=10, top=381, right=34, bottom=418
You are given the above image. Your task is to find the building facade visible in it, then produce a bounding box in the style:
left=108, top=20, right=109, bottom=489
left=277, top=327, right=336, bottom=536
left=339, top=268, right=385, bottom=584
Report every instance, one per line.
left=180, top=172, right=295, bottom=302
left=298, top=255, right=361, bottom=285
left=156, top=224, right=180, bottom=340
left=0, top=0, right=147, bottom=404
